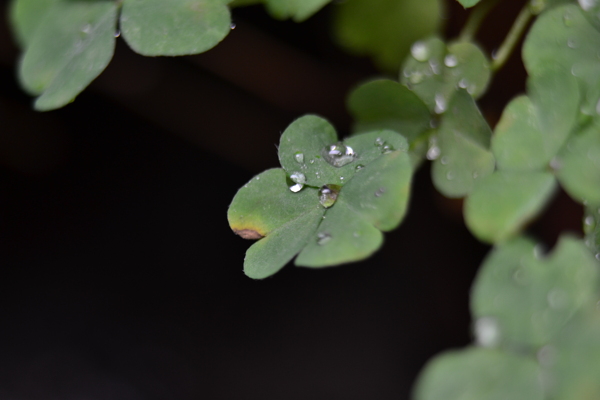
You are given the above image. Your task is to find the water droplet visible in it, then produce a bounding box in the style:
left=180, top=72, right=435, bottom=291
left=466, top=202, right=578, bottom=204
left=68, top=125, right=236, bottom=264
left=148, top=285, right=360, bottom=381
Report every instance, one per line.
left=467, top=84, right=477, bottom=95
left=446, top=171, right=455, bottom=180
left=563, top=12, right=574, bottom=26
left=513, top=268, right=530, bottom=285
left=317, top=232, right=332, bottom=245
left=81, top=24, right=92, bottom=34
left=230, top=22, right=237, bottom=29
left=444, top=54, right=458, bottom=67
left=374, top=187, right=386, bottom=197
left=440, top=156, right=449, bottom=165
left=537, top=345, right=558, bottom=367
left=322, top=143, right=356, bottom=167
left=353, top=232, right=360, bottom=238
left=294, top=152, right=304, bottom=164
left=596, top=98, right=600, bottom=115
left=355, top=164, right=365, bottom=171
left=114, top=29, right=121, bottom=38
left=382, top=144, right=394, bottom=154
left=579, top=0, right=597, bottom=11
left=319, top=185, right=340, bottom=208
left=595, top=253, right=600, bottom=261
left=434, top=93, right=447, bottom=114
left=255, top=176, right=260, bottom=180
left=290, top=172, right=306, bottom=184
left=289, top=183, right=303, bottom=192
left=409, top=71, right=424, bottom=84
left=411, top=41, right=430, bottom=62
left=429, top=59, right=441, bottom=75
left=340, top=176, right=345, bottom=181
left=547, top=288, right=569, bottom=309
left=567, top=38, right=578, bottom=48
left=474, top=317, right=501, bottom=347
left=458, top=78, right=468, bottom=89
left=472, top=171, right=479, bottom=179
left=309, top=159, right=315, bottom=164
left=426, top=145, right=441, bottom=160
left=585, top=215, right=595, bottom=226
left=375, top=137, right=385, bottom=146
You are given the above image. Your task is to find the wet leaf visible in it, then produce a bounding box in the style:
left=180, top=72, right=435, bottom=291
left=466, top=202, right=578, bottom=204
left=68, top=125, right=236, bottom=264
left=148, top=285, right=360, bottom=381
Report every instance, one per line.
left=523, top=4, right=600, bottom=116
left=332, top=0, right=442, bottom=72
left=18, top=0, right=117, bottom=111
left=471, top=235, right=599, bottom=348
left=556, top=120, right=600, bottom=204
left=464, top=171, right=557, bottom=243
left=400, top=38, right=491, bottom=113
left=432, top=89, right=495, bottom=198
left=413, top=347, right=543, bottom=400
left=347, top=79, right=431, bottom=143
left=120, top=0, right=231, bottom=56
left=278, top=115, right=409, bottom=187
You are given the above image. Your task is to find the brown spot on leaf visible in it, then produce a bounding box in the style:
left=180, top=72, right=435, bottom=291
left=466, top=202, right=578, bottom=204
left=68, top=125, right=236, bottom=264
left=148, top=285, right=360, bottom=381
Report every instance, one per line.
left=234, top=229, right=264, bottom=240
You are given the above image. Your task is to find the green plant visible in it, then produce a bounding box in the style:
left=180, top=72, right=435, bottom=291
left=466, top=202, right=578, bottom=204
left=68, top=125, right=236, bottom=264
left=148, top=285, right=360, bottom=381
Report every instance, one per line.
left=8, top=0, right=600, bottom=398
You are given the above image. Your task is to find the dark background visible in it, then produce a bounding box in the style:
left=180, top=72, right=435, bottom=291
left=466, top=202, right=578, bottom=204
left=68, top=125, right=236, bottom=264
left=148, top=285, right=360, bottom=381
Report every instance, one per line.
left=0, top=1, right=582, bottom=399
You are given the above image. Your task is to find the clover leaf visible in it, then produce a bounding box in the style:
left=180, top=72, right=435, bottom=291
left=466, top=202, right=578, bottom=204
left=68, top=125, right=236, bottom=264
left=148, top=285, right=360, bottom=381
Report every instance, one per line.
left=228, top=115, right=413, bottom=279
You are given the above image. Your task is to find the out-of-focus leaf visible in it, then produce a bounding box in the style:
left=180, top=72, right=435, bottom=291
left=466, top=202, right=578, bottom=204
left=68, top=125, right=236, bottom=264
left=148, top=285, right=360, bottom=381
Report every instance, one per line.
left=431, top=89, right=494, bottom=197
left=18, top=1, right=117, bottom=111
left=120, top=0, right=231, bottom=56
left=413, top=347, right=544, bottom=400
left=464, top=171, right=557, bottom=243
left=9, top=0, right=61, bottom=48
left=263, top=0, right=331, bottom=21
left=333, top=0, right=442, bottom=72
left=457, top=0, right=481, bottom=7
left=471, top=235, right=599, bottom=348
left=347, top=79, right=432, bottom=143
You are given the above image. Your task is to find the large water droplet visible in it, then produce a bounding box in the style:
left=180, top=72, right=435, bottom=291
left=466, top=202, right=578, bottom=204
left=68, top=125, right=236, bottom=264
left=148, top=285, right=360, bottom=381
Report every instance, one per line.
left=322, top=143, right=356, bottom=167
left=547, top=288, right=569, bottom=309
left=317, top=232, right=332, bottom=245
left=434, top=93, right=447, bottom=114
left=474, top=317, right=501, bottom=347
left=294, top=152, right=304, bottom=164
left=426, top=145, right=441, bottom=160
left=444, top=54, right=458, bottom=67
left=579, top=0, right=598, bottom=11
left=289, top=183, right=304, bottom=192
left=290, top=172, right=306, bottom=184
left=230, top=22, right=237, bottom=29
left=319, top=185, right=340, bottom=208
left=411, top=41, right=430, bottom=62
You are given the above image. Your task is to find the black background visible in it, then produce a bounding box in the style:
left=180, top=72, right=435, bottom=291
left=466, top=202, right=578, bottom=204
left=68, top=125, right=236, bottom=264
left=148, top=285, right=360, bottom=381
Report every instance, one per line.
left=0, top=1, right=582, bottom=399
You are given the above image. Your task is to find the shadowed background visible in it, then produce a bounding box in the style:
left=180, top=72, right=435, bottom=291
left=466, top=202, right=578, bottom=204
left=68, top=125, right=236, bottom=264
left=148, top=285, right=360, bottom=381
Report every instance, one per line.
left=0, top=1, right=581, bottom=399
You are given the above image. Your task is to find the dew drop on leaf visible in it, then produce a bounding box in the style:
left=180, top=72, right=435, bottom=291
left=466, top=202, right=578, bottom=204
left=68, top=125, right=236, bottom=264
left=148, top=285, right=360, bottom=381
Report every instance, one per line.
left=317, top=232, right=332, bottom=245
left=474, top=317, right=501, bottom=347
left=289, top=183, right=304, bottom=192
left=374, top=187, right=386, bottom=197
left=434, top=93, right=447, bottom=114
left=579, top=0, right=598, bottom=11
left=355, top=164, right=365, bottom=171
left=426, top=145, right=441, bottom=160
left=114, top=29, right=121, bottom=38
left=429, top=59, right=441, bottom=75
left=294, top=152, right=304, bottom=164
left=81, top=24, right=92, bottom=34
left=319, top=185, right=340, bottom=208
left=290, top=172, right=306, bottom=184
left=446, top=170, right=455, bottom=180
left=322, top=144, right=356, bottom=167
left=444, top=54, right=458, bottom=67
left=440, top=156, right=449, bottom=165
left=411, top=41, right=430, bottom=62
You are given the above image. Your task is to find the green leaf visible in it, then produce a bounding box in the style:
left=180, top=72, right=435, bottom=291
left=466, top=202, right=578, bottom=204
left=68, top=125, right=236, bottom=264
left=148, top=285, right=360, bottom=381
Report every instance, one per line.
left=278, top=115, right=409, bottom=187
left=464, top=171, right=557, bottom=243
left=346, top=79, right=432, bottom=143
left=263, top=0, right=331, bottom=21
left=296, top=149, right=412, bottom=266
left=471, top=235, right=600, bottom=348
left=556, top=121, right=600, bottom=204
left=413, top=347, right=543, bottom=400
left=547, top=310, right=600, bottom=400
left=120, top=0, right=231, bottom=56
left=18, top=1, right=117, bottom=111
left=457, top=0, right=481, bottom=7
left=492, top=68, right=579, bottom=172
left=227, top=168, right=325, bottom=278
left=579, top=0, right=600, bottom=32
left=431, top=89, right=495, bottom=198
left=400, top=38, right=491, bottom=113
left=9, top=0, right=61, bottom=48
left=332, top=0, right=442, bottom=72
left=523, top=4, right=600, bottom=117
left=583, top=202, right=600, bottom=256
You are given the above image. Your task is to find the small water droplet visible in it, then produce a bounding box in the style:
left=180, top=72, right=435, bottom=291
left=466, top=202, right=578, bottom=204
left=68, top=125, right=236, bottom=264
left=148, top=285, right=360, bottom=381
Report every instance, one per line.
left=409, top=71, right=424, bottom=84
left=294, top=152, right=304, bottom=164
left=81, top=24, right=92, bottom=34
left=563, top=12, right=574, bottom=26
left=585, top=215, right=595, bottom=226
left=427, top=146, right=440, bottom=160
left=411, top=41, right=430, bottom=62
left=319, top=185, right=340, bottom=208
left=474, top=317, right=501, bottom=347
left=353, top=232, right=360, bottom=238
left=230, top=22, right=237, bottom=29
left=317, top=232, right=332, bottom=245
left=533, top=244, right=544, bottom=259
left=340, top=176, right=345, bottom=181
left=458, top=78, right=468, bottom=89
left=472, top=171, right=479, bottom=179
left=309, top=159, right=315, bottom=164
left=446, top=170, right=455, bottom=180
left=355, top=164, right=365, bottom=171
left=255, top=176, right=260, bottom=180
left=429, top=59, right=441, bottom=75
left=374, top=187, right=386, bottom=197
left=567, top=38, right=578, bottom=48
left=595, top=253, right=600, bottom=261
left=114, top=29, right=121, bottom=38
left=444, top=54, right=458, bottom=67
left=289, top=183, right=304, bottom=192
left=322, top=143, right=356, bottom=167
left=290, top=172, right=306, bottom=184
left=440, top=156, right=449, bottom=165
left=434, top=93, right=447, bottom=114
left=513, top=268, right=530, bottom=285
left=375, top=137, right=385, bottom=146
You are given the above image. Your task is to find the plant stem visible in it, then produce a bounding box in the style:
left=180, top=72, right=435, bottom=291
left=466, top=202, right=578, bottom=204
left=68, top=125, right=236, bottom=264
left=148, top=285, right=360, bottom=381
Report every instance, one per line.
left=490, top=4, right=534, bottom=72
left=458, top=0, right=500, bottom=42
